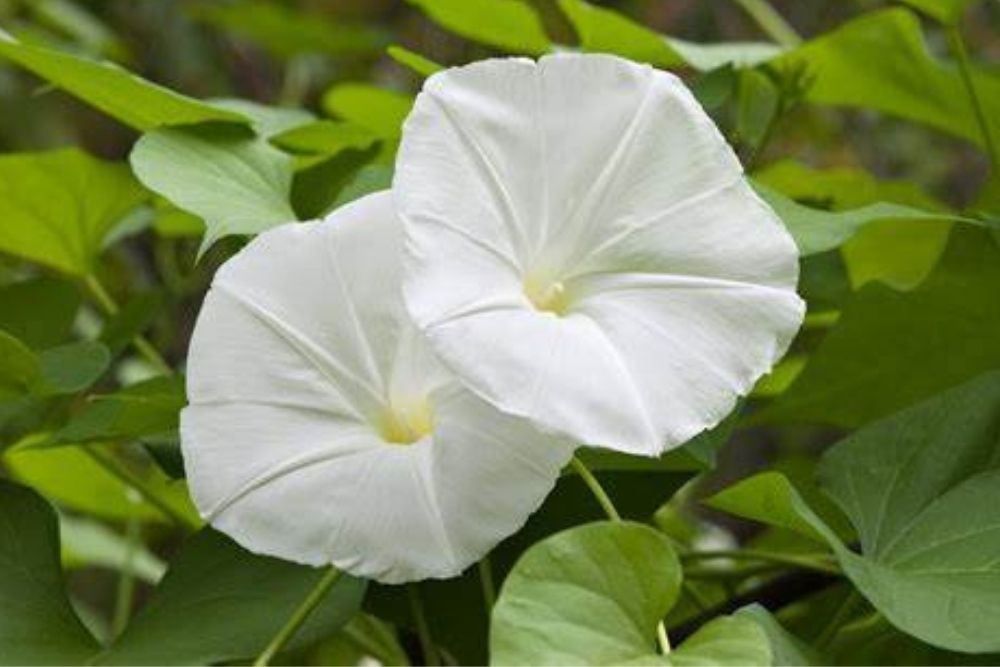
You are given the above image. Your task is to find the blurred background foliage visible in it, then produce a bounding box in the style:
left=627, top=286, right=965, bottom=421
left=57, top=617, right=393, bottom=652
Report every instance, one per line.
left=0, top=0, right=999, bottom=665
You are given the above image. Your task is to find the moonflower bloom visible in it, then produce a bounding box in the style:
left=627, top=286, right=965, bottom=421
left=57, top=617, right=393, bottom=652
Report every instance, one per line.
left=395, top=53, right=805, bottom=456
left=180, top=192, right=573, bottom=584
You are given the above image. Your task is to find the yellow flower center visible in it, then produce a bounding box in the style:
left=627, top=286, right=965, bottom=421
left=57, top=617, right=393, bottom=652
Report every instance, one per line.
left=524, top=275, right=570, bottom=315
left=379, top=397, right=434, bottom=445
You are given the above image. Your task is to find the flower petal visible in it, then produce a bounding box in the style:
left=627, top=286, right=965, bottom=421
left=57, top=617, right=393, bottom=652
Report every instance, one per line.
left=182, top=191, right=572, bottom=582
left=397, top=54, right=803, bottom=454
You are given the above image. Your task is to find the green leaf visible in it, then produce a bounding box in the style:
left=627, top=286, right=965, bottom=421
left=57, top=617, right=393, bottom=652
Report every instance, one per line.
left=52, top=376, right=184, bottom=446
left=332, top=165, right=394, bottom=209
left=490, top=521, right=681, bottom=665
left=736, top=69, right=779, bottom=149
left=661, top=615, right=771, bottom=666
left=557, top=0, right=783, bottom=71
left=210, top=98, right=314, bottom=138
left=0, top=479, right=100, bottom=664
left=190, top=1, right=388, bottom=59
left=272, top=120, right=379, bottom=157
left=705, top=471, right=828, bottom=544
left=0, top=277, right=80, bottom=349
left=0, top=148, right=147, bottom=276
left=557, top=0, right=684, bottom=68
left=2, top=445, right=197, bottom=525
left=812, top=372, right=1000, bottom=652
left=130, top=125, right=297, bottom=250
left=736, top=605, right=819, bottom=666
left=897, top=0, right=977, bottom=24
left=756, top=183, right=965, bottom=259
left=774, top=9, right=1000, bottom=149
left=0, top=34, right=245, bottom=131
left=96, top=530, right=366, bottom=665
left=321, top=84, right=413, bottom=139
left=386, top=45, right=444, bottom=77
left=727, top=374, right=1000, bottom=653
left=407, top=0, right=551, bottom=55
left=759, top=227, right=1000, bottom=427
left=32, top=341, right=110, bottom=396
left=98, top=291, right=164, bottom=356
left=0, top=330, right=39, bottom=400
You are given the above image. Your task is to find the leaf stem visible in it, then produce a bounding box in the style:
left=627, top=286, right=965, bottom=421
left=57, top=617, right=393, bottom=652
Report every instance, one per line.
left=478, top=556, right=497, bottom=610
left=253, top=567, right=343, bottom=666
left=82, top=274, right=173, bottom=376
left=681, top=549, right=840, bottom=575
left=729, top=0, right=802, bottom=47
left=407, top=584, right=440, bottom=666
left=569, top=455, right=670, bottom=654
left=83, top=445, right=198, bottom=530
left=111, top=515, right=140, bottom=638
left=569, top=456, right=621, bottom=521
left=947, top=25, right=999, bottom=171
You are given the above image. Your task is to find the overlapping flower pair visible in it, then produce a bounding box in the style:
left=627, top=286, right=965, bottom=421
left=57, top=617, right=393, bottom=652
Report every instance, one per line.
left=181, top=54, right=805, bottom=584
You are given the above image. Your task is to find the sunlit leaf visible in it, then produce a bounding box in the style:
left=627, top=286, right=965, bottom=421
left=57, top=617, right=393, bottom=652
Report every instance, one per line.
left=490, top=521, right=681, bottom=665
left=271, top=119, right=378, bottom=157
left=320, top=83, right=413, bottom=139
left=558, top=0, right=783, bottom=71
left=210, top=98, right=314, bottom=138
left=774, top=9, right=1000, bottom=149
left=0, top=480, right=100, bottom=664
left=0, top=148, right=147, bottom=276
left=96, top=530, right=366, bottom=665
left=3, top=444, right=198, bottom=525
left=0, top=34, right=245, bottom=130
left=130, top=125, right=297, bottom=251
left=59, top=513, right=166, bottom=584
left=407, top=0, right=551, bottom=55
left=386, top=44, right=444, bottom=77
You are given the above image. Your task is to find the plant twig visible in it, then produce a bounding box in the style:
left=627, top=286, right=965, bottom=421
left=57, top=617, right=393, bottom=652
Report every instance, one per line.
left=947, top=25, right=1000, bottom=171
left=681, top=549, right=841, bottom=576
left=84, top=445, right=198, bottom=530
left=730, top=0, right=802, bottom=47
left=407, top=584, right=440, bottom=666
left=83, top=274, right=173, bottom=376
left=253, top=567, right=343, bottom=666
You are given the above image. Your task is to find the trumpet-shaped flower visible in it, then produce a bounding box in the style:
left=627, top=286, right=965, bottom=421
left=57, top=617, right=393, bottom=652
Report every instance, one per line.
left=395, top=53, right=805, bottom=456
left=181, top=192, right=573, bottom=584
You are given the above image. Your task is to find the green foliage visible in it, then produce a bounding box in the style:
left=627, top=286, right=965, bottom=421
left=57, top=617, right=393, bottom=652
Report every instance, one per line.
left=406, top=0, right=552, bottom=55
left=490, top=521, right=681, bottom=665
left=760, top=228, right=1000, bottom=427
left=0, top=35, right=245, bottom=131
left=96, top=530, right=366, bottom=665
left=2, top=1, right=1000, bottom=664
left=716, top=373, right=1000, bottom=653
left=774, top=9, right=1000, bottom=149
left=0, top=149, right=146, bottom=276
left=0, top=480, right=100, bottom=664
left=321, top=84, right=413, bottom=139
left=130, top=125, right=297, bottom=251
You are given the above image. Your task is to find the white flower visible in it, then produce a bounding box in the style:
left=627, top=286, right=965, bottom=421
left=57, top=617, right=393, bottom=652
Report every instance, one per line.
left=180, top=192, right=573, bottom=584
left=395, top=53, right=804, bottom=456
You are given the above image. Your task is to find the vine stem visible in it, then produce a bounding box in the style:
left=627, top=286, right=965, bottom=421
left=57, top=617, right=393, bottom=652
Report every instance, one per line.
left=478, top=557, right=497, bottom=610
left=82, top=274, right=173, bottom=376
left=947, top=25, right=1000, bottom=171
left=84, top=445, right=199, bottom=531
left=408, top=584, right=440, bottom=666
left=729, top=0, right=801, bottom=47
left=111, top=515, right=140, bottom=638
left=569, top=456, right=670, bottom=654
left=253, top=567, right=343, bottom=666
left=681, top=549, right=841, bottom=576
